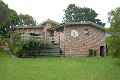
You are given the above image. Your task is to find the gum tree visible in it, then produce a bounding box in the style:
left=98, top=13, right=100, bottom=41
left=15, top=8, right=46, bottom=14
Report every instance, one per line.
left=107, top=7, right=120, bottom=58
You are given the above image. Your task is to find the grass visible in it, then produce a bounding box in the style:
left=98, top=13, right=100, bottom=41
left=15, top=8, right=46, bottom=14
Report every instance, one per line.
left=0, top=51, right=120, bottom=80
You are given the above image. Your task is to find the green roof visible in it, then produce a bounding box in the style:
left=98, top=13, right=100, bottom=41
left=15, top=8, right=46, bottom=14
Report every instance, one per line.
left=13, top=25, right=44, bottom=28
left=63, top=21, right=105, bottom=30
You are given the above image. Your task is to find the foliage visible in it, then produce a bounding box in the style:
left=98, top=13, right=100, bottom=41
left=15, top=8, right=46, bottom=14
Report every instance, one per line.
left=21, top=37, right=51, bottom=57
left=9, top=43, right=22, bottom=57
left=0, top=1, right=9, bottom=27
left=89, top=49, right=97, bottom=56
left=12, top=46, right=22, bottom=57
left=3, top=38, right=10, bottom=47
left=9, top=44, right=15, bottom=52
left=9, top=32, right=22, bottom=57
left=0, top=46, right=3, bottom=51
left=0, top=1, right=19, bottom=38
left=38, top=38, right=50, bottom=49
left=0, top=38, right=3, bottom=46
left=0, top=1, right=36, bottom=38
left=107, top=7, right=120, bottom=58
left=8, top=9, right=19, bottom=26
left=18, top=13, right=36, bottom=26
left=9, top=36, right=51, bottom=57
left=0, top=1, right=9, bottom=38
left=9, top=44, right=22, bottom=57
left=89, top=49, right=93, bottom=56
left=0, top=38, right=3, bottom=51
left=0, top=9, right=19, bottom=38
left=63, top=4, right=105, bottom=26
left=10, top=32, right=21, bottom=45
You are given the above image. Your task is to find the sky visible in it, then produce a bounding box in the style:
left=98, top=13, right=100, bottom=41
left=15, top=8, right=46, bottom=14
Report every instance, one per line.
left=2, top=0, right=120, bottom=28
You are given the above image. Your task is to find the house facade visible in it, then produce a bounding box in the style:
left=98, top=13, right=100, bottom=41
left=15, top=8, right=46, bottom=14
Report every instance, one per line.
left=62, top=22, right=106, bottom=56
left=13, top=19, right=61, bottom=43
left=13, top=19, right=106, bottom=57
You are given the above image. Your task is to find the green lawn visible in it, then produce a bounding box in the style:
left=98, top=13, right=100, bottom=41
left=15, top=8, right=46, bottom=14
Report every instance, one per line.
left=0, top=51, right=120, bottom=80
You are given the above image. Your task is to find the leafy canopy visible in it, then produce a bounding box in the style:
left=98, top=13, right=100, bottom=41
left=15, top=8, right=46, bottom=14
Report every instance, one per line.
left=0, top=1, right=37, bottom=38
left=0, top=8, right=19, bottom=38
left=18, top=14, right=36, bottom=26
left=0, top=1, right=9, bottom=27
left=106, top=7, right=120, bottom=58
left=63, top=4, right=105, bottom=26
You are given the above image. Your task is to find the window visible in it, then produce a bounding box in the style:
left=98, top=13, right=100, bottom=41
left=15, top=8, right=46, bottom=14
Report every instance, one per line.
left=83, top=29, right=89, bottom=35
left=56, top=28, right=59, bottom=32
left=71, top=30, right=78, bottom=37
left=30, top=33, right=40, bottom=36
left=56, top=27, right=64, bottom=33
left=61, top=27, right=64, bottom=32
left=51, top=30, right=54, bottom=37
left=30, top=33, right=34, bottom=35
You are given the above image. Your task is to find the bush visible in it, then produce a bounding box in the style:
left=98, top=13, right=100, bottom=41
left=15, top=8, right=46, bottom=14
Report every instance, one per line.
left=0, top=38, right=3, bottom=46
left=9, top=36, right=51, bottom=57
left=20, top=37, right=51, bottom=57
left=9, top=44, right=22, bottom=56
left=38, top=38, right=50, bottom=49
left=0, top=38, right=3, bottom=51
left=9, top=44, right=15, bottom=52
left=12, top=46, right=22, bottom=57
left=0, top=46, right=3, bottom=51
left=10, top=32, right=21, bottom=45
left=89, top=49, right=93, bottom=57
left=3, top=38, right=10, bottom=47
left=89, top=49, right=97, bottom=56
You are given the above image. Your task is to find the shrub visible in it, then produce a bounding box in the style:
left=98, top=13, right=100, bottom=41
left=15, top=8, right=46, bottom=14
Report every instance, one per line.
left=3, top=38, right=10, bottom=47
left=9, top=44, right=21, bottom=56
left=0, top=38, right=3, bottom=46
left=10, top=32, right=21, bottom=45
left=0, top=38, right=3, bottom=51
left=89, top=49, right=93, bottom=57
left=20, top=37, right=51, bottom=57
left=38, top=39, right=50, bottom=49
left=0, top=46, right=3, bottom=51
left=89, top=49, right=97, bottom=56
left=9, top=36, right=51, bottom=57
left=12, top=46, right=22, bottom=57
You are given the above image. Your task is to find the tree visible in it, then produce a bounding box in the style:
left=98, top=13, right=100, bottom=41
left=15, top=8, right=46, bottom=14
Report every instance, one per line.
left=0, top=1, right=9, bottom=38
left=106, top=7, right=120, bottom=58
left=63, top=4, right=105, bottom=26
left=8, top=9, right=19, bottom=26
left=0, top=8, right=19, bottom=38
left=0, top=1, right=9, bottom=27
left=18, top=14, right=36, bottom=26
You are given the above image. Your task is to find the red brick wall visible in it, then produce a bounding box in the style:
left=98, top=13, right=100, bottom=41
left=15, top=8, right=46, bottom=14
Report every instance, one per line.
left=15, top=22, right=54, bottom=39
left=43, top=22, right=53, bottom=38
left=64, top=25, right=106, bottom=56
left=60, top=32, right=64, bottom=53
left=15, top=28, right=43, bottom=39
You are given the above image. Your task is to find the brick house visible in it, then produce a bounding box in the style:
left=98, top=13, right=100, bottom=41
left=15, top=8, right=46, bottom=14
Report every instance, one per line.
left=60, top=22, right=106, bottom=57
left=13, top=19, right=106, bottom=57
left=13, top=19, right=60, bottom=43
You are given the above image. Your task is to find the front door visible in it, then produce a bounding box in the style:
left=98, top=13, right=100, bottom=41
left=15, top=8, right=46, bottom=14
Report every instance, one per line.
left=100, top=46, right=104, bottom=57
